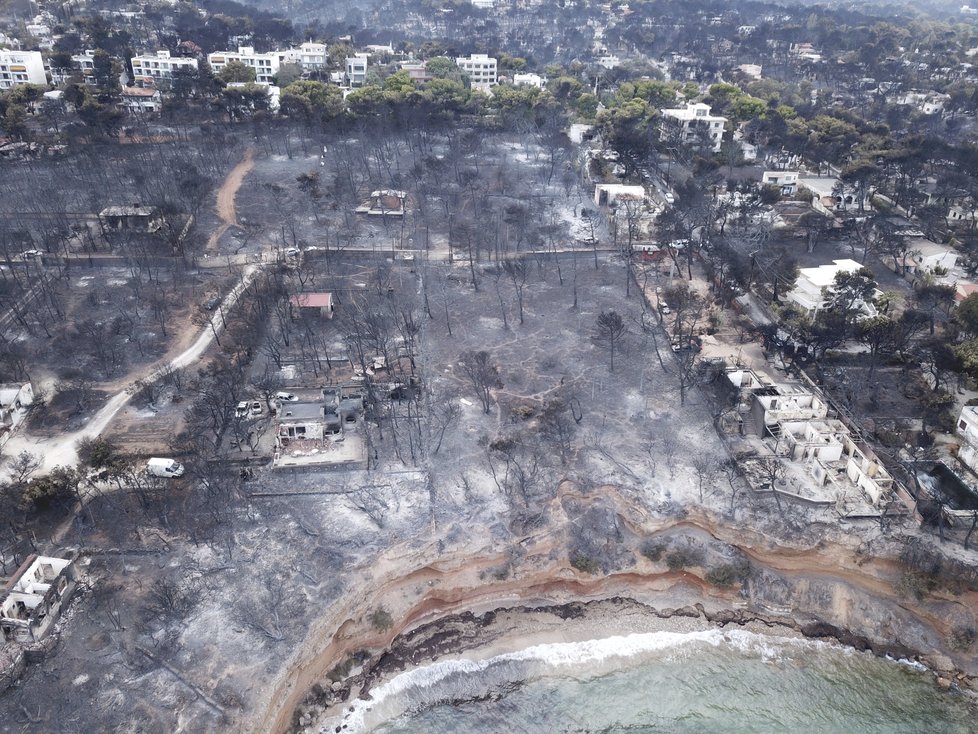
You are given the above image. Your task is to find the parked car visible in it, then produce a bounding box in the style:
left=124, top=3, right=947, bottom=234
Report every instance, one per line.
left=235, top=401, right=249, bottom=418
left=275, top=392, right=298, bottom=402
left=249, top=401, right=263, bottom=416
left=147, top=457, right=184, bottom=478
left=202, top=294, right=222, bottom=311
left=18, top=249, right=41, bottom=260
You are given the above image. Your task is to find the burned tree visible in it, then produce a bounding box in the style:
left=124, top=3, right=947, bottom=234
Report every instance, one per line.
left=594, top=310, right=627, bottom=372
left=459, top=350, right=503, bottom=415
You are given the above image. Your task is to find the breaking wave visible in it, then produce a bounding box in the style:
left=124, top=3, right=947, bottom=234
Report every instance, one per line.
left=323, top=629, right=845, bottom=734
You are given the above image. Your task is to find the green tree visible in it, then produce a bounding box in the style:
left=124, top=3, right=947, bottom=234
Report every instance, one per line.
left=273, top=62, right=303, bottom=88
left=6, top=84, right=46, bottom=113
left=2, top=104, right=28, bottom=140
left=217, top=60, right=257, bottom=84
left=279, top=80, right=344, bottom=123
left=955, top=293, right=978, bottom=337
left=426, top=57, right=464, bottom=82
left=92, top=49, right=121, bottom=103
left=729, top=95, right=767, bottom=123
left=826, top=266, right=877, bottom=331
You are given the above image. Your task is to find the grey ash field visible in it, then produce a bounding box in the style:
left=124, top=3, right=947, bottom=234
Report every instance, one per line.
left=0, top=250, right=729, bottom=733
left=3, top=133, right=976, bottom=734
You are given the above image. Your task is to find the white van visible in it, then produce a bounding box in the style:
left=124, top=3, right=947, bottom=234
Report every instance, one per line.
left=147, top=457, right=185, bottom=478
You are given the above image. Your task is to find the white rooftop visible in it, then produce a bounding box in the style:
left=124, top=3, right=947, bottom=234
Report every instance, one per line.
left=798, top=259, right=862, bottom=288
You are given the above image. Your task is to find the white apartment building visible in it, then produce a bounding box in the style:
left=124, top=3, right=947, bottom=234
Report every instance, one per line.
left=49, top=49, right=96, bottom=85
left=660, top=102, right=727, bottom=153
left=284, top=41, right=328, bottom=70
left=455, top=53, right=497, bottom=89
left=0, top=49, right=46, bottom=90
left=345, top=54, right=368, bottom=87
left=209, top=46, right=280, bottom=84
left=472, top=0, right=496, bottom=8
left=131, top=50, right=198, bottom=85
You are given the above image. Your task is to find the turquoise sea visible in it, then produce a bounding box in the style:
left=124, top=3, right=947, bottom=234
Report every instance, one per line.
left=324, top=629, right=977, bottom=734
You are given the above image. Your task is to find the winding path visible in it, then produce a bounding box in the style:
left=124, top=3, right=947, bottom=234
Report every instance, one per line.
left=2, top=266, right=260, bottom=475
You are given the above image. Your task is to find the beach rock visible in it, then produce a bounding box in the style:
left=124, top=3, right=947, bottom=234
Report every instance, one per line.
left=800, top=621, right=871, bottom=651
left=937, top=676, right=952, bottom=690
left=926, top=654, right=955, bottom=673
left=675, top=606, right=701, bottom=618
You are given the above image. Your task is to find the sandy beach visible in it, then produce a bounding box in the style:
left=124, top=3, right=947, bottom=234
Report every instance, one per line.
left=297, top=597, right=828, bottom=734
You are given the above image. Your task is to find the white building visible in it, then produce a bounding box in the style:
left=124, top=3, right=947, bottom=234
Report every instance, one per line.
left=737, top=63, right=763, bottom=79
left=472, top=0, right=496, bottom=7
left=513, top=72, right=545, bottom=88
left=958, top=406, right=978, bottom=474
left=660, top=102, right=727, bottom=153
left=455, top=53, right=497, bottom=89
left=594, top=183, right=645, bottom=207
left=0, top=382, right=33, bottom=429
left=785, top=258, right=878, bottom=319
left=285, top=41, right=328, bottom=70
left=0, top=555, right=77, bottom=644
left=762, top=170, right=799, bottom=195
left=748, top=384, right=828, bottom=437
left=0, top=49, right=46, bottom=90
left=121, top=86, right=162, bottom=113
left=345, top=54, right=368, bottom=87
left=130, top=50, right=198, bottom=85
left=49, top=49, right=97, bottom=86
left=209, top=46, right=280, bottom=84
left=900, top=237, right=958, bottom=276
left=226, top=81, right=280, bottom=111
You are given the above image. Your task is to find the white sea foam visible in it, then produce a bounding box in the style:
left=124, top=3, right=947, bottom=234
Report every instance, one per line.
left=321, top=628, right=836, bottom=734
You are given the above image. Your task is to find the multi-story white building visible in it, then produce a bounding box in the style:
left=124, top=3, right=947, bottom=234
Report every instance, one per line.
left=345, top=54, right=368, bottom=87
left=209, top=46, right=280, bottom=84
left=49, top=50, right=98, bottom=86
left=455, top=53, right=497, bottom=89
left=660, top=102, right=727, bottom=152
left=285, top=41, right=328, bottom=71
left=131, top=50, right=198, bottom=85
left=0, top=49, right=46, bottom=89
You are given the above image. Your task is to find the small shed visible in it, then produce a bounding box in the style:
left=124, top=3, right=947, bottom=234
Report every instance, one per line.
left=289, top=292, right=334, bottom=319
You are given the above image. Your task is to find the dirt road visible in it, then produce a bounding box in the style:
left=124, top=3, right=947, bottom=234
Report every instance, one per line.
left=2, top=266, right=261, bottom=475
left=206, top=147, right=255, bottom=253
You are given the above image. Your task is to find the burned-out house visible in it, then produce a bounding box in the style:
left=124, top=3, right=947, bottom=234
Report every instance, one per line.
left=99, top=206, right=163, bottom=234
left=355, top=189, right=407, bottom=216
left=0, top=382, right=33, bottom=430
left=277, top=402, right=339, bottom=445
left=1, top=555, right=77, bottom=644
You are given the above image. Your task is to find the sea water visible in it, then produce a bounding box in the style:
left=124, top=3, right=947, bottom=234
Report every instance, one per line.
left=324, top=629, right=978, bottom=734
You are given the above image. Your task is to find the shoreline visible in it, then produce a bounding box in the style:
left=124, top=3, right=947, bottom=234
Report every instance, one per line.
left=293, top=596, right=976, bottom=734
left=260, top=499, right=978, bottom=734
